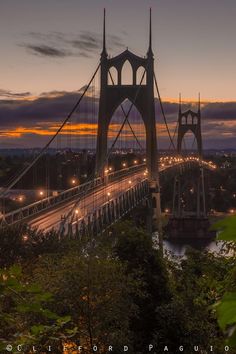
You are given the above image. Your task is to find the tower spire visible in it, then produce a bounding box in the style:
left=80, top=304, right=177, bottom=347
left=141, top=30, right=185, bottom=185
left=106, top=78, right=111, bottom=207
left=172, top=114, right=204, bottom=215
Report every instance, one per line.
left=102, top=8, right=107, bottom=56
left=179, top=93, right=182, bottom=115
left=148, top=8, right=153, bottom=55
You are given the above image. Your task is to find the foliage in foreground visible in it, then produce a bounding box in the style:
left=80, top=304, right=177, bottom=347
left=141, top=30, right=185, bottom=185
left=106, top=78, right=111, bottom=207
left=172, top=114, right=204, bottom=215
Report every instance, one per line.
left=0, top=265, right=73, bottom=353
left=212, top=216, right=236, bottom=347
left=0, top=221, right=235, bottom=352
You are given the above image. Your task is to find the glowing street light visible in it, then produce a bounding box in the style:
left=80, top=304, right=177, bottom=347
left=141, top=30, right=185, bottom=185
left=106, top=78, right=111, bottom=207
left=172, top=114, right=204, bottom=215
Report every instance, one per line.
left=134, top=160, right=138, bottom=164
left=39, top=190, right=44, bottom=197
left=22, top=234, right=28, bottom=242
left=122, top=162, right=127, bottom=168
left=128, top=180, right=132, bottom=185
left=109, top=167, right=112, bottom=171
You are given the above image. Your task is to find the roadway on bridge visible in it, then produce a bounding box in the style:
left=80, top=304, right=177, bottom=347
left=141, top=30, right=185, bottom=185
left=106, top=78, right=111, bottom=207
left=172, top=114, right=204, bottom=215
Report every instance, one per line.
left=26, top=161, right=202, bottom=232
left=28, top=168, right=148, bottom=232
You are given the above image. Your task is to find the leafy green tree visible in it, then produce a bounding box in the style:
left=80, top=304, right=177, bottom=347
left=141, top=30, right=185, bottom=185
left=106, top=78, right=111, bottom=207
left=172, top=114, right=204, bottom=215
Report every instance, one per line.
left=30, top=237, right=143, bottom=354
left=0, top=224, right=71, bottom=268
left=154, top=249, right=228, bottom=353
left=0, top=265, right=73, bottom=353
left=111, top=221, right=171, bottom=352
left=212, top=216, right=236, bottom=347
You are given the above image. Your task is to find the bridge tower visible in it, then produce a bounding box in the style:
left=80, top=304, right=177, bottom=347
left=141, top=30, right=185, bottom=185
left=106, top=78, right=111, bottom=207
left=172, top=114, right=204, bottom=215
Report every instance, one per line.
left=95, top=9, right=161, bottom=225
left=177, top=94, right=202, bottom=157
left=175, top=95, right=206, bottom=218
left=167, top=96, right=212, bottom=239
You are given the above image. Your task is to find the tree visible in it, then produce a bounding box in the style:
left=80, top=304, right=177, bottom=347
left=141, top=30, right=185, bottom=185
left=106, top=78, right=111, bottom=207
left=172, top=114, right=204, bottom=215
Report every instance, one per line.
left=30, top=236, right=143, bottom=353
left=111, top=221, right=171, bottom=352
left=0, top=265, right=72, bottom=353
left=212, top=216, right=236, bottom=347
left=154, top=249, right=228, bottom=353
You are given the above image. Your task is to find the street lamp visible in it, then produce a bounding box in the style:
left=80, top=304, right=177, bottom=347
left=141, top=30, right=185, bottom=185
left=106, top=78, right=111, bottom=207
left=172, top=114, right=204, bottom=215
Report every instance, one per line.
left=22, top=234, right=28, bottom=242
left=39, top=190, right=44, bottom=197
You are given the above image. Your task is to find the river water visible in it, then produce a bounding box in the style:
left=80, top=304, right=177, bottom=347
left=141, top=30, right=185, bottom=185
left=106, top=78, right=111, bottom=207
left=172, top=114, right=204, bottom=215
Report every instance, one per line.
left=163, top=238, right=225, bottom=257
left=153, top=232, right=230, bottom=257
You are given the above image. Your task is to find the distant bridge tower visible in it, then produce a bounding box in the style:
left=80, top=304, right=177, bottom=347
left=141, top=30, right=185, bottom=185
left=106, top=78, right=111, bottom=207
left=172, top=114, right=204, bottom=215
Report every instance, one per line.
left=95, top=9, right=161, bottom=225
left=167, top=95, right=210, bottom=239
left=177, top=94, right=202, bottom=157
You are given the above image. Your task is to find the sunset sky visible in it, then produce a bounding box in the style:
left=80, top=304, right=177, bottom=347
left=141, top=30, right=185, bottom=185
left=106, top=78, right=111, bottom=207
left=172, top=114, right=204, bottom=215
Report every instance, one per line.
left=1, top=0, right=236, bottom=149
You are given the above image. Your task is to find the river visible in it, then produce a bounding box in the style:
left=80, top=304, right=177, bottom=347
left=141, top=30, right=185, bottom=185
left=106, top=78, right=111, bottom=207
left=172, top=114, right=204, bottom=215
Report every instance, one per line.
left=153, top=232, right=231, bottom=257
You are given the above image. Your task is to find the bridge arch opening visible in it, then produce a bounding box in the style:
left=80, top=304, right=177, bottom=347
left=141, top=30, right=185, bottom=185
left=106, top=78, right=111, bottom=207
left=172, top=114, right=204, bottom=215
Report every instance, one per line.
left=180, top=130, right=199, bottom=156
left=192, top=116, right=198, bottom=124
left=108, top=66, right=118, bottom=85
left=107, top=99, right=146, bottom=168
left=136, top=66, right=146, bottom=85
left=121, top=60, right=133, bottom=85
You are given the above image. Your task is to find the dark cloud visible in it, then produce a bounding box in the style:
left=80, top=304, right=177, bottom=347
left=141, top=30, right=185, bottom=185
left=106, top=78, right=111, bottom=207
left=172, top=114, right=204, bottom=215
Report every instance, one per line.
left=202, top=102, right=236, bottom=121
left=0, top=90, right=99, bottom=128
left=0, top=91, right=236, bottom=148
left=0, top=89, right=31, bottom=99
left=24, top=44, right=70, bottom=58
left=21, top=31, right=125, bottom=59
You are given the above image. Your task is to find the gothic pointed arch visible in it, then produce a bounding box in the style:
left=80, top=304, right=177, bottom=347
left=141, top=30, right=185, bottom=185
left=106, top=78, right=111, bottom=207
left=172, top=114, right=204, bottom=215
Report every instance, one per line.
left=121, top=59, right=134, bottom=85
left=177, top=106, right=202, bottom=157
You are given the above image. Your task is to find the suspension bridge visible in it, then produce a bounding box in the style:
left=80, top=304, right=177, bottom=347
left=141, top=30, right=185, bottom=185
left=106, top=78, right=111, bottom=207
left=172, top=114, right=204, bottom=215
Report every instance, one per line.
left=0, top=9, right=216, bottom=240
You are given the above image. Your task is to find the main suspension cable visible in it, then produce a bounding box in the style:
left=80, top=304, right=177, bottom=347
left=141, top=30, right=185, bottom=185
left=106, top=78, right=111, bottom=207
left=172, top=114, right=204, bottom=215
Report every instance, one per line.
left=154, top=71, right=176, bottom=151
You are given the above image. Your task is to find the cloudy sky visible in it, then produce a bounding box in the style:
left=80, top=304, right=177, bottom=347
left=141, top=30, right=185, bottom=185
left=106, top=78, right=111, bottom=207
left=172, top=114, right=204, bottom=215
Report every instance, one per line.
left=1, top=0, right=236, bottom=149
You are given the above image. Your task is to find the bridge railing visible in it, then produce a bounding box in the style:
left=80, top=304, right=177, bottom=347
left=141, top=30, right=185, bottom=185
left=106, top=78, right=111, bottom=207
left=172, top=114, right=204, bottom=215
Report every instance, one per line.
left=0, top=159, right=211, bottom=228
left=0, top=163, right=146, bottom=227
left=67, top=179, right=149, bottom=237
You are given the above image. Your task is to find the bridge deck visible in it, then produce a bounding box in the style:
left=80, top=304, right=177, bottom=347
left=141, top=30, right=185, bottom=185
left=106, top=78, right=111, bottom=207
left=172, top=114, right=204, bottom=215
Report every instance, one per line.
left=28, top=169, right=147, bottom=232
